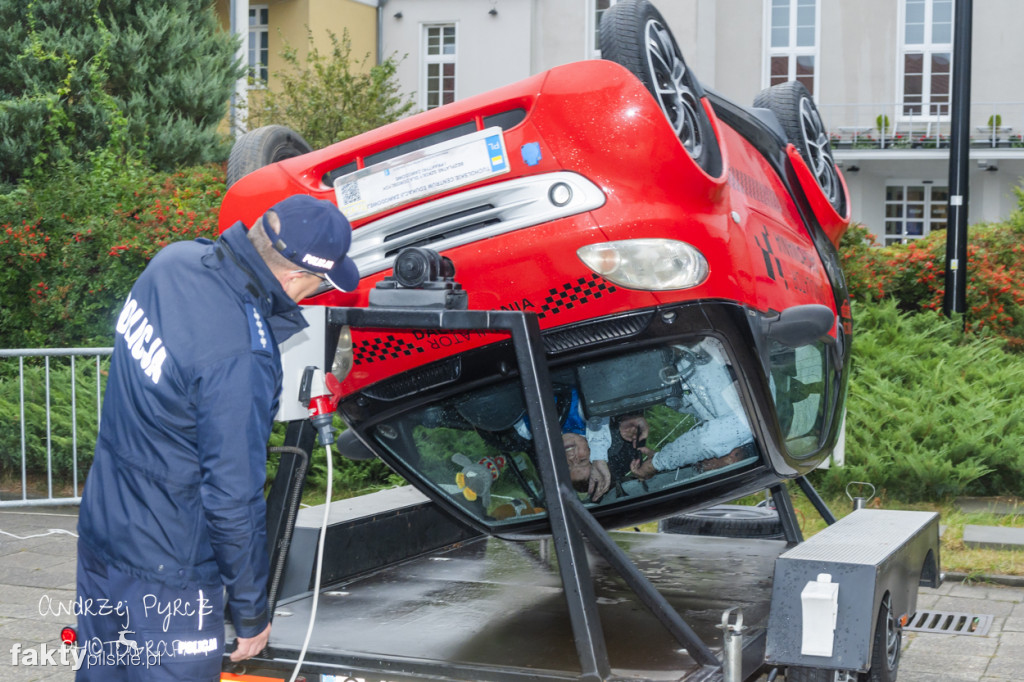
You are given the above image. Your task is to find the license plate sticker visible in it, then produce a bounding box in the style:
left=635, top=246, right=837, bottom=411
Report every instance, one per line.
left=333, top=127, right=510, bottom=221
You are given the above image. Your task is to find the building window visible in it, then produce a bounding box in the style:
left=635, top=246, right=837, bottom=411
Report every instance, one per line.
left=766, top=0, right=818, bottom=95
left=591, top=0, right=619, bottom=57
left=901, top=0, right=953, bottom=116
left=248, top=5, right=269, bottom=85
left=424, top=24, right=456, bottom=110
left=884, top=183, right=948, bottom=245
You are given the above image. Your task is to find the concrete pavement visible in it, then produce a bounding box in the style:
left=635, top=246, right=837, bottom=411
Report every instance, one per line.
left=0, top=506, right=1021, bottom=681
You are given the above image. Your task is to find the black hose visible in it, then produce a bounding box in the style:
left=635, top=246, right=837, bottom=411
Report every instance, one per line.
left=265, top=445, right=310, bottom=617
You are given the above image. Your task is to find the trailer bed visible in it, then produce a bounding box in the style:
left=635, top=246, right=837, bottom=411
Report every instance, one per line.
left=261, top=531, right=786, bottom=681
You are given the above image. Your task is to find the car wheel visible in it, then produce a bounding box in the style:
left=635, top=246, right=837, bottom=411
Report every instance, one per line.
left=753, top=81, right=844, bottom=215
left=785, top=595, right=900, bottom=682
left=866, top=594, right=900, bottom=682
left=658, top=504, right=785, bottom=540
left=226, top=124, right=313, bottom=188
left=599, top=0, right=722, bottom=177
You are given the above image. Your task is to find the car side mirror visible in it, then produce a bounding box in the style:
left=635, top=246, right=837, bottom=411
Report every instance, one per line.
left=337, top=428, right=377, bottom=461
left=761, top=304, right=835, bottom=348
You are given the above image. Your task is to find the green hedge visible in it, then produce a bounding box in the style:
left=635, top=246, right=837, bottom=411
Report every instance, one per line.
left=0, top=356, right=104, bottom=489
left=811, top=298, right=1024, bottom=501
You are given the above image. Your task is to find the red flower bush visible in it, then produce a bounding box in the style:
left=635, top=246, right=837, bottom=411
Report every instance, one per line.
left=0, top=163, right=227, bottom=347
left=841, top=212, right=1024, bottom=350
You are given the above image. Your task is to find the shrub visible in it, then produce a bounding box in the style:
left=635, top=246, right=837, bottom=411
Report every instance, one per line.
left=840, top=222, right=1024, bottom=349
left=246, top=29, right=414, bottom=149
left=0, top=355, right=105, bottom=490
left=0, top=0, right=241, bottom=182
left=0, top=159, right=225, bottom=348
left=811, top=299, right=1024, bottom=501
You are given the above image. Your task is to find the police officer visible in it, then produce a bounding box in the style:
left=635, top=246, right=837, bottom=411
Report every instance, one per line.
left=75, top=195, right=358, bottom=680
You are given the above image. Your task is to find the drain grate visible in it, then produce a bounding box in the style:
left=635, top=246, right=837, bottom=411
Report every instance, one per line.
left=904, top=610, right=994, bottom=636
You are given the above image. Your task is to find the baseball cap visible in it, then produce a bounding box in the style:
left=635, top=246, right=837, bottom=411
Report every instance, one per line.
left=261, top=195, right=360, bottom=291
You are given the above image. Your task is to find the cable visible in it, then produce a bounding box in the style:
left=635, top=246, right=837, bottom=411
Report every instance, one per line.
left=0, top=528, right=77, bottom=540
left=287, top=440, right=333, bottom=682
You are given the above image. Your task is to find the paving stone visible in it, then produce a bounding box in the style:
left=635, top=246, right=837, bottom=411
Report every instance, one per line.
left=1001, top=603, right=1024, bottom=632
left=964, top=525, right=1024, bottom=551
left=948, top=582, right=1024, bottom=602
left=915, top=591, right=941, bottom=609
left=956, top=497, right=1024, bottom=516
left=983, top=656, right=1024, bottom=679
left=902, top=632, right=998, bottom=656
left=898, top=673, right=986, bottom=682
left=931, top=595, right=1017, bottom=618
left=0, top=587, right=75, bottom=621
left=897, top=651, right=992, bottom=677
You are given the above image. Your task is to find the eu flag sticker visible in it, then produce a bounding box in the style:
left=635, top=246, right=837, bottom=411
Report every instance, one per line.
left=485, top=134, right=507, bottom=172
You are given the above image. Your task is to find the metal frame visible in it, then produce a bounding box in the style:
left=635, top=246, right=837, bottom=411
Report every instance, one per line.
left=320, top=306, right=724, bottom=678
left=263, top=305, right=845, bottom=679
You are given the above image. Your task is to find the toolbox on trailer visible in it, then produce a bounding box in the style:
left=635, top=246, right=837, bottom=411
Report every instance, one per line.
left=765, top=509, right=941, bottom=673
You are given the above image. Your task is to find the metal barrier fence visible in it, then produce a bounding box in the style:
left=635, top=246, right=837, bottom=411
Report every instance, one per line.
left=0, top=347, right=112, bottom=507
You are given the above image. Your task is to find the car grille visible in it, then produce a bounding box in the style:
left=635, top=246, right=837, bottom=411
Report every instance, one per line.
left=542, top=312, right=654, bottom=354
left=349, top=171, right=605, bottom=277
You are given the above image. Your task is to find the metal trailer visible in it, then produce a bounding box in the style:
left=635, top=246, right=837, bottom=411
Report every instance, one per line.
left=224, top=304, right=940, bottom=682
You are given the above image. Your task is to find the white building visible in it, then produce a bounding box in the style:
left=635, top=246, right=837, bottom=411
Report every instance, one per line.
left=379, top=0, right=1024, bottom=243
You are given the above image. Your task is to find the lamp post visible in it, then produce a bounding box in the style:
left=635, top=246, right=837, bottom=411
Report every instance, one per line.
left=943, top=0, right=973, bottom=321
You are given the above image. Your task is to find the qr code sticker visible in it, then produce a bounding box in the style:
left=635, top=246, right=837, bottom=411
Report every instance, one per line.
left=339, top=181, right=360, bottom=205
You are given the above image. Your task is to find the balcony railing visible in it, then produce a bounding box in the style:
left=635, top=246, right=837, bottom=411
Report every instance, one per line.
left=817, top=102, right=1024, bottom=150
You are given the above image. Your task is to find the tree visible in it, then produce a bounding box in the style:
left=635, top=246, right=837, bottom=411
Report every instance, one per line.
left=246, top=29, right=415, bottom=149
left=0, top=0, right=242, bottom=182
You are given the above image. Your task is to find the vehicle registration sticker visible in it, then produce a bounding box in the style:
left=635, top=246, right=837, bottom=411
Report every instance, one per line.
left=333, top=127, right=510, bottom=221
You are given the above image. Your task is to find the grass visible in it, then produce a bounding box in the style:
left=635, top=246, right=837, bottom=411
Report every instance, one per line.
left=788, top=485, right=1024, bottom=578
left=625, top=484, right=1024, bottom=579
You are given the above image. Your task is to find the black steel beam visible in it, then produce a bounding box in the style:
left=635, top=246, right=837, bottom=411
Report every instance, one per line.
left=795, top=475, right=836, bottom=526
left=770, top=483, right=803, bottom=544
left=506, top=312, right=611, bottom=681
left=264, top=421, right=316, bottom=616
left=562, top=490, right=720, bottom=669
left=944, top=0, right=973, bottom=319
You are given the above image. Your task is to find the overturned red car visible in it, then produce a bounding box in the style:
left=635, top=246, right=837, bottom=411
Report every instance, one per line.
left=220, top=0, right=852, bottom=536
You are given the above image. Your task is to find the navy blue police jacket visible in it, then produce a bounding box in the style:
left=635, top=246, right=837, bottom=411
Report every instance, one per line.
left=78, top=223, right=308, bottom=639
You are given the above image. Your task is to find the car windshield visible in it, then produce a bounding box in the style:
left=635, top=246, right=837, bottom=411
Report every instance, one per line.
left=368, top=336, right=763, bottom=527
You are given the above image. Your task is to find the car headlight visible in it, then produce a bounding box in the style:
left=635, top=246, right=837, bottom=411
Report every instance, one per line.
left=577, top=239, right=709, bottom=290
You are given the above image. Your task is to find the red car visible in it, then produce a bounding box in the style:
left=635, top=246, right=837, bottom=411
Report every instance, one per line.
left=221, top=0, right=852, bottom=536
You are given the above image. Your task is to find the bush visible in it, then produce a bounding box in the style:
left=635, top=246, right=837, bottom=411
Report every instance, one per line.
left=246, top=29, right=414, bottom=149
left=0, top=0, right=241, bottom=182
left=0, top=355, right=105, bottom=490
left=0, top=158, right=225, bottom=348
left=811, top=299, right=1024, bottom=501
left=840, top=221, right=1024, bottom=349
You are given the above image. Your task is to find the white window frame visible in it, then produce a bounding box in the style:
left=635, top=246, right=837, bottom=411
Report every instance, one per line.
left=248, top=5, right=269, bottom=88
left=589, top=0, right=619, bottom=58
left=883, top=181, right=949, bottom=245
left=897, top=0, right=954, bottom=120
left=421, top=23, right=457, bottom=111
left=762, top=0, right=820, bottom=96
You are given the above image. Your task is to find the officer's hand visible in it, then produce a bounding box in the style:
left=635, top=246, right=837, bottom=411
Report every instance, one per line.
left=230, top=623, right=271, bottom=662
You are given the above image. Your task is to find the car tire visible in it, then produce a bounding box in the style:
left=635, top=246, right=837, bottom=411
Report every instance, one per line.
left=658, top=504, right=785, bottom=540
left=785, top=595, right=900, bottom=682
left=753, top=81, right=845, bottom=215
left=599, top=0, right=722, bottom=177
left=226, top=124, right=313, bottom=188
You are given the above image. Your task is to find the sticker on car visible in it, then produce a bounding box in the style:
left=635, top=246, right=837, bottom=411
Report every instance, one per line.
left=333, top=127, right=510, bottom=221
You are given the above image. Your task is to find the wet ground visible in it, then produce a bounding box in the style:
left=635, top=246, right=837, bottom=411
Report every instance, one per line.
left=0, top=506, right=1020, bottom=681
